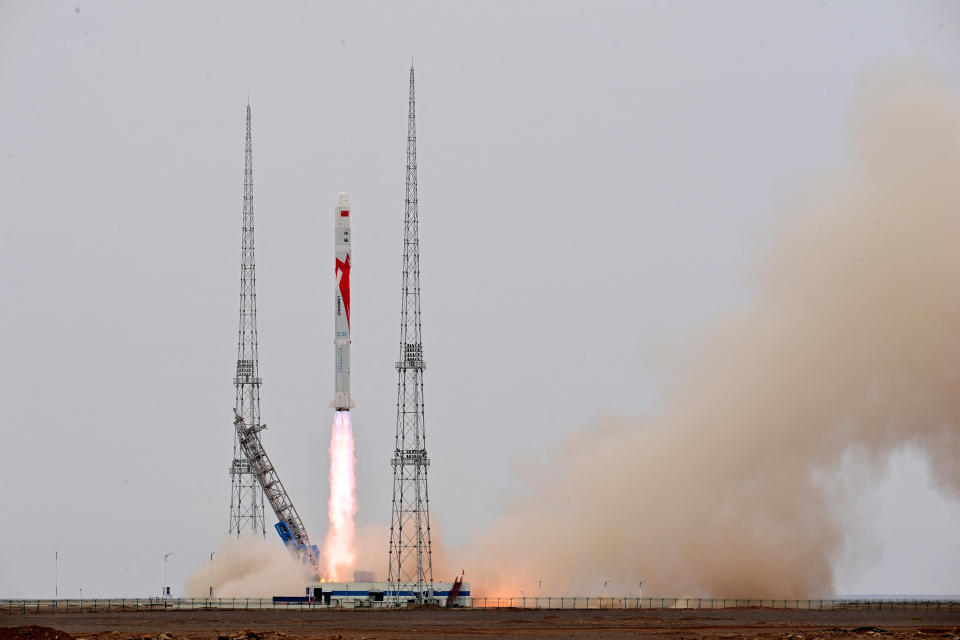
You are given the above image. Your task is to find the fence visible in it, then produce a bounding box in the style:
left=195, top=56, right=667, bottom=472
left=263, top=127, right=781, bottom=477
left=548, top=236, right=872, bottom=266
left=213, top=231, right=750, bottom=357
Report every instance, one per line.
left=2, top=598, right=959, bottom=613
left=469, top=597, right=960, bottom=611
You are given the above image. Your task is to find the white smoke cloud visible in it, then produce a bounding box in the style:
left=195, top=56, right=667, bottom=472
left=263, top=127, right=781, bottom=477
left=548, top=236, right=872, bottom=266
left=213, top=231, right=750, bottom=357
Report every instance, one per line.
left=184, top=536, right=310, bottom=598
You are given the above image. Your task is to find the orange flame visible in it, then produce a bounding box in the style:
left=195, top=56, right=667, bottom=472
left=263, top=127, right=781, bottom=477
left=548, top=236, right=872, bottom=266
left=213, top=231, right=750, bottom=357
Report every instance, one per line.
left=324, top=410, right=357, bottom=581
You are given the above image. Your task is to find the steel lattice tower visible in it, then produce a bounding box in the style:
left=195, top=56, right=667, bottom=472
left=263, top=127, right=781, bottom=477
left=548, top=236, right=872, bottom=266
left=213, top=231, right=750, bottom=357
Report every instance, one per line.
left=229, top=102, right=267, bottom=537
left=387, top=66, right=434, bottom=605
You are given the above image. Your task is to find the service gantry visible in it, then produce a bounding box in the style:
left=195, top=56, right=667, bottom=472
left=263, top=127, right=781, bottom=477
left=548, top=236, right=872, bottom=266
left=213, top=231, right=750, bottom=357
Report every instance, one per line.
left=387, top=66, right=435, bottom=605
left=229, top=105, right=318, bottom=572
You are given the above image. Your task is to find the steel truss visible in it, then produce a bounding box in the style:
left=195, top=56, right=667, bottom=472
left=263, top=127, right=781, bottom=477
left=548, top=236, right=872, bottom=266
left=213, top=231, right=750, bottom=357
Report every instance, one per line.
left=387, top=66, right=435, bottom=605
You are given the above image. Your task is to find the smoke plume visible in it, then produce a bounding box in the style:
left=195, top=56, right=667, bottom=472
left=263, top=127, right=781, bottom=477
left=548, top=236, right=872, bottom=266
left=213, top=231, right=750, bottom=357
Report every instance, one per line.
left=467, top=63, right=960, bottom=598
left=184, top=537, right=310, bottom=598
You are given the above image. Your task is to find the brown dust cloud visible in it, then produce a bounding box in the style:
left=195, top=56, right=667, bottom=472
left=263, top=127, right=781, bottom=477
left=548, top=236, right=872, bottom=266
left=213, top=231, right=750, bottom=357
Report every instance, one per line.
left=459, top=63, right=960, bottom=599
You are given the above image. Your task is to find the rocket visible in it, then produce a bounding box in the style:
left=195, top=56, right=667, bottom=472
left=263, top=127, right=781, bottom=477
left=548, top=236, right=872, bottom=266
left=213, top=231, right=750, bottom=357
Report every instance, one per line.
left=332, top=192, right=354, bottom=411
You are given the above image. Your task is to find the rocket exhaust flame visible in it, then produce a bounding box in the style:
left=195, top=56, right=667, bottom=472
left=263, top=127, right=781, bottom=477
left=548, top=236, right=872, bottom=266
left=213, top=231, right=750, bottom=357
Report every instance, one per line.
left=324, top=410, right=357, bottom=581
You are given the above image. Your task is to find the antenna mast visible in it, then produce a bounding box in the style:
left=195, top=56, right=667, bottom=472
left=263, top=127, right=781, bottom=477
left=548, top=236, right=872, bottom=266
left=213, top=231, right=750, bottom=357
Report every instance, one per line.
left=387, top=66, right=434, bottom=605
left=229, top=103, right=267, bottom=537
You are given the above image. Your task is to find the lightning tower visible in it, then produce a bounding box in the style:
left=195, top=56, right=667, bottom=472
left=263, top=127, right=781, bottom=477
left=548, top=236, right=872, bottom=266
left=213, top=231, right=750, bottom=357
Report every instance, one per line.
left=387, top=66, right=434, bottom=604
left=229, top=102, right=267, bottom=537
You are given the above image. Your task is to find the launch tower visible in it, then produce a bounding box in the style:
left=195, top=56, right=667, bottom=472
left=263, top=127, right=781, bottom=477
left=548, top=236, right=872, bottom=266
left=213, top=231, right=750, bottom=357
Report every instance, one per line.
left=387, top=66, right=435, bottom=605
left=229, top=103, right=267, bottom=537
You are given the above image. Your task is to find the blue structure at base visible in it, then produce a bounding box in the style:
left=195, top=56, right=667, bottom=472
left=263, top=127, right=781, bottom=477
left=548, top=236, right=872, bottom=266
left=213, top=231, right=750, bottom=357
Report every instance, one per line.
left=274, top=521, right=294, bottom=544
left=274, top=521, right=319, bottom=568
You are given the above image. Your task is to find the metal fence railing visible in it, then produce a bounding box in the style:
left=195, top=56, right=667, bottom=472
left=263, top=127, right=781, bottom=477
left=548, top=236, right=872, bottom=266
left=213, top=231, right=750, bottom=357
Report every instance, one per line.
left=2, top=598, right=959, bottom=613
left=467, top=598, right=960, bottom=611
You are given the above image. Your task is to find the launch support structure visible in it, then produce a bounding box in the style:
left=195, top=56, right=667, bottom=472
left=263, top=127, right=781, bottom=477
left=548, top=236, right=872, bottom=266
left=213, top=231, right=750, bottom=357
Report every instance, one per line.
left=387, top=66, right=435, bottom=605
left=229, top=101, right=267, bottom=538
left=229, top=102, right=319, bottom=572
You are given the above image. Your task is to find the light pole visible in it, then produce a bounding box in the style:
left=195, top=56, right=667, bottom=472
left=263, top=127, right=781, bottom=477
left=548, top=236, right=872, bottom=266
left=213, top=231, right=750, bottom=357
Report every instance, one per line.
left=163, top=552, right=174, bottom=598
left=209, top=552, right=215, bottom=598
left=54, top=550, right=58, bottom=600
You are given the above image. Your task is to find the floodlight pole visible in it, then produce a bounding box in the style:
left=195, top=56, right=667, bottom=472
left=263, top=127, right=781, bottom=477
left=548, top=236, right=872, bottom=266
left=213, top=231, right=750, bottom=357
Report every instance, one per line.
left=209, top=552, right=215, bottom=598
left=163, top=552, right=174, bottom=597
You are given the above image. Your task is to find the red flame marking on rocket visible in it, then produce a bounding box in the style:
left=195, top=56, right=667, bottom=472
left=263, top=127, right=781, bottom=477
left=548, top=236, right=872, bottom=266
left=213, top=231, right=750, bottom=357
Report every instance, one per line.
left=336, top=254, right=351, bottom=329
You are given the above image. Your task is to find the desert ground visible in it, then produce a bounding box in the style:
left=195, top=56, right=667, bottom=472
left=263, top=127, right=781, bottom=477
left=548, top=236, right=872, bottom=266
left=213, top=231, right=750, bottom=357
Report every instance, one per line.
left=2, top=606, right=960, bottom=640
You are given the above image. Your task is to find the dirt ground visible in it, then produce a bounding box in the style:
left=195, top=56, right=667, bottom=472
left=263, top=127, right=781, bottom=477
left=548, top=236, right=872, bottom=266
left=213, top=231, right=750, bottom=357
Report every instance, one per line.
left=2, top=607, right=959, bottom=640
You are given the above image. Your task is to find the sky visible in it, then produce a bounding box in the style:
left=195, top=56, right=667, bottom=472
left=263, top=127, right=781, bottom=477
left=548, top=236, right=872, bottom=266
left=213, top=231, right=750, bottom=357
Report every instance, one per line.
left=1, top=0, right=959, bottom=598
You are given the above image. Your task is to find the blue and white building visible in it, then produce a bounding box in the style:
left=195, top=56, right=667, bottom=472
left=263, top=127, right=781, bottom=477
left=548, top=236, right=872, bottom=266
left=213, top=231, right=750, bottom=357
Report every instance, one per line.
left=278, top=580, right=471, bottom=608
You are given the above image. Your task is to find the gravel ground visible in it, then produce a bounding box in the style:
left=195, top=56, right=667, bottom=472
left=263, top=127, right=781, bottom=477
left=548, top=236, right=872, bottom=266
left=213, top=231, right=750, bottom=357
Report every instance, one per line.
left=2, top=607, right=959, bottom=639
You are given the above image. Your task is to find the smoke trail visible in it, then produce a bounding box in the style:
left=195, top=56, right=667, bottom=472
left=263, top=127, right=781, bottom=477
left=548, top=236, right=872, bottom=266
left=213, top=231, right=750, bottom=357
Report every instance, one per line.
left=467, top=62, right=960, bottom=598
left=183, top=537, right=310, bottom=598
left=324, top=410, right=357, bottom=580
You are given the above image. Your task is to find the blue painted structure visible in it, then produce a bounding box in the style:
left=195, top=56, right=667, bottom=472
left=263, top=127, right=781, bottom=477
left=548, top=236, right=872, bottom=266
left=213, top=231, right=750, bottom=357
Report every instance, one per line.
left=274, top=521, right=294, bottom=544
left=274, top=521, right=319, bottom=572
left=274, top=581, right=472, bottom=607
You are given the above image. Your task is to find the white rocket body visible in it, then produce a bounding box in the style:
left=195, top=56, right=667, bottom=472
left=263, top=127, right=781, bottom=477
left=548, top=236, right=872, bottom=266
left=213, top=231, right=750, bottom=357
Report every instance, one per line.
left=333, top=192, right=354, bottom=411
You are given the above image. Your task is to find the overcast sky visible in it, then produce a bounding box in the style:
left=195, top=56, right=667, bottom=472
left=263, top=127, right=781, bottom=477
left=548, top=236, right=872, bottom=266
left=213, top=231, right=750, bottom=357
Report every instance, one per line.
left=2, top=0, right=959, bottom=598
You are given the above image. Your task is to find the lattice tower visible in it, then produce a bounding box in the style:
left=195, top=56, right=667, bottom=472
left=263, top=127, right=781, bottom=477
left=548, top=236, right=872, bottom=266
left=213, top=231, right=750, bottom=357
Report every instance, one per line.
left=387, top=66, right=434, bottom=605
left=229, top=102, right=267, bottom=537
